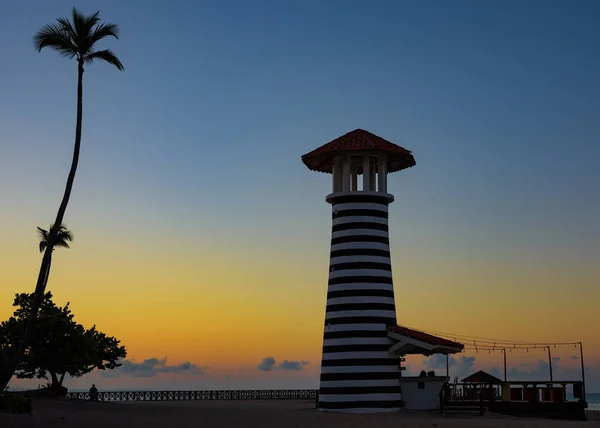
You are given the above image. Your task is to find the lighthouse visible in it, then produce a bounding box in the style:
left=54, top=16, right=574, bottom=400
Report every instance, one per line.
left=301, top=129, right=416, bottom=413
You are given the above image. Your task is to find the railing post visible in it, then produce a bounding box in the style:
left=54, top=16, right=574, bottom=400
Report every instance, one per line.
left=439, top=382, right=446, bottom=414
left=480, top=388, right=484, bottom=416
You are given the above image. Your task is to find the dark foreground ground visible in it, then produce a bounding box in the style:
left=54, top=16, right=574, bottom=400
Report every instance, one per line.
left=1, top=399, right=599, bottom=428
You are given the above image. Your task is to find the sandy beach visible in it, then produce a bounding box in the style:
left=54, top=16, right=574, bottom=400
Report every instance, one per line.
left=1, top=399, right=599, bottom=428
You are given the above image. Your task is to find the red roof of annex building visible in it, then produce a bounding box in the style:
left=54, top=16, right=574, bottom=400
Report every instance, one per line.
left=301, top=129, right=416, bottom=174
left=388, top=325, right=464, bottom=351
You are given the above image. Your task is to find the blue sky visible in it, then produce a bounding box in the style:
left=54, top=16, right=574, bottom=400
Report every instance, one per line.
left=1, top=0, right=599, bottom=390
left=2, top=0, right=598, bottom=251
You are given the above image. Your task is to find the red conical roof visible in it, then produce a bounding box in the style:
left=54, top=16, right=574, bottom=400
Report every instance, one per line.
left=301, top=129, right=416, bottom=174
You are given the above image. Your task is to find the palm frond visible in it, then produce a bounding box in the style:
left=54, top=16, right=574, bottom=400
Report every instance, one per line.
left=84, top=10, right=101, bottom=34
left=37, top=224, right=73, bottom=253
left=33, top=23, right=77, bottom=58
left=36, top=226, right=49, bottom=241
left=37, top=226, right=49, bottom=253
left=85, top=49, right=124, bottom=70
left=35, top=8, right=122, bottom=64
left=55, top=17, right=78, bottom=50
left=70, top=8, right=86, bottom=41
left=55, top=17, right=76, bottom=39
left=57, top=228, right=74, bottom=243
left=72, top=8, right=101, bottom=52
left=54, top=240, right=71, bottom=250
left=54, top=225, right=73, bottom=249
left=89, top=22, right=119, bottom=46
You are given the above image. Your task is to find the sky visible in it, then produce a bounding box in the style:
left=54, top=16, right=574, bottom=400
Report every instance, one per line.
left=0, top=0, right=599, bottom=392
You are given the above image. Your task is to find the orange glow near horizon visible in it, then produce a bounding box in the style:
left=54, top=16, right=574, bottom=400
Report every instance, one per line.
left=1, top=224, right=599, bottom=374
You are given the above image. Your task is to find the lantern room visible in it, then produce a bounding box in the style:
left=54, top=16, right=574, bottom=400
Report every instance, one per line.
left=301, top=128, right=416, bottom=198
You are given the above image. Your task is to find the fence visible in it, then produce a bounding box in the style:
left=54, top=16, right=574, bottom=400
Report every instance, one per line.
left=66, top=389, right=319, bottom=402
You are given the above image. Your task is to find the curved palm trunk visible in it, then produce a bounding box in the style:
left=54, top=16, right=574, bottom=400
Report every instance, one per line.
left=0, top=60, right=84, bottom=392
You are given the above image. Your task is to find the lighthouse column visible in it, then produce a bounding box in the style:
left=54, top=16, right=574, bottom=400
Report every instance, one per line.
left=302, top=129, right=416, bottom=414
left=318, top=153, right=402, bottom=413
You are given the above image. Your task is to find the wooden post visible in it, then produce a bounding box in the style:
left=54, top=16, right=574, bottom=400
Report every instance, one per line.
left=480, top=387, right=485, bottom=416
left=503, top=349, right=507, bottom=381
left=547, top=346, right=553, bottom=382
left=579, top=342, right=586, bottom=402
left=446, top=354, right=449, bottom=380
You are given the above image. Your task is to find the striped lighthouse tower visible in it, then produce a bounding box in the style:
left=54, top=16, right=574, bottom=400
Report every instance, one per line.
left=301, top=129, right=416, bottom=413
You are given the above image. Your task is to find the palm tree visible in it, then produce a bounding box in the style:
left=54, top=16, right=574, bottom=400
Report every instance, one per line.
left=37, top=224, right=73, bottom=288
left=0, top=8, right=123, bottom=391
left=37, top=224, right=73, bottom=254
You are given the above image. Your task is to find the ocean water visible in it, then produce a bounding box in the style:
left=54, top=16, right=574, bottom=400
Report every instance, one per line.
left=585, top=393, right=600, bottom=412
left=566, top=393, right=600, bottom=411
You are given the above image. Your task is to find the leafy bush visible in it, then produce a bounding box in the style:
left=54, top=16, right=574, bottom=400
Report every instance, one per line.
left=0, top=392, right=33, bottom=414
left=34, top=385, right=67, bottom=397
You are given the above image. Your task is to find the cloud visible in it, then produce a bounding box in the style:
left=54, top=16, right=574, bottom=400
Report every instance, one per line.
left=424, top=354, right=475, bottom=378
left=495, top=356, right=590, bottom=384
left=456, top=356, right=476, bottom=378
left=425, top=354, right=456, bottom=369
left=256, top=357, right=310, bottom=371
left=489, top=367, right=502, bottom=379
left=257, top=357, right=276, bottom=372
left=100, top=357, right=205, bottom=378
left=278, top=360, right=309, bottom=371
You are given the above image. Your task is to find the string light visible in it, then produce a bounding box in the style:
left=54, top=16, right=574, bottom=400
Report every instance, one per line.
left=402, top=325, right=580, bottom=350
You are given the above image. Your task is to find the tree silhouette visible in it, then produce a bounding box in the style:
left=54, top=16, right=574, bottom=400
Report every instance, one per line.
left=1, top=293, right=126, bottom=392
left=0, top=7, right=124, bottom=391
left=37, top=224, right=73, bottom=290
left=37, top=224, right=73, bottom=254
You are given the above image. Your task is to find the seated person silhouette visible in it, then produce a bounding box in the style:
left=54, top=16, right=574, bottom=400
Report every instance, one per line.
left=89, top=384, right=99, bottom=401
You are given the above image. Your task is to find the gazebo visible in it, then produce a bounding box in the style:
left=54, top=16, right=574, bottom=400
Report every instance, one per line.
left=461, top=370, right=503, bottom=401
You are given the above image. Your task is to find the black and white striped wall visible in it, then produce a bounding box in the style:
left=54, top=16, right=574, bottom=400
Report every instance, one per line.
left=318, top=192, right=402, bottom=413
